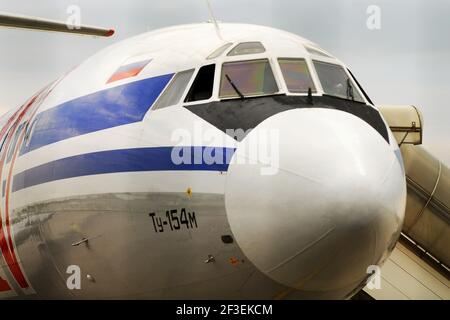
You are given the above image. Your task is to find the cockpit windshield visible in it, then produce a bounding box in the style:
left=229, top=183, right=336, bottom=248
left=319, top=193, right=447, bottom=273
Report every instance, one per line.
left=278, top=58, right=316, bottom=93
left=219, top=59, right=278, bottom=99
left=313, top=60, right=364, bottom=102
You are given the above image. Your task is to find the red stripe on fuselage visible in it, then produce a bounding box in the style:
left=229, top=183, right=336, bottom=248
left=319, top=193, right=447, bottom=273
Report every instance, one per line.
left=0, top=76, right=67, bottom=291
left=0, top=95, right=40, bottom=289
left=0, top=276, right=11, bottom=292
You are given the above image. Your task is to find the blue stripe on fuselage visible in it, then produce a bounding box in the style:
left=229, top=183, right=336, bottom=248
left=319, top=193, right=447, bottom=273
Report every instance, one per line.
left=20, top=73, right=174, bottom=155
left=13, top=146, right=235, bottom=192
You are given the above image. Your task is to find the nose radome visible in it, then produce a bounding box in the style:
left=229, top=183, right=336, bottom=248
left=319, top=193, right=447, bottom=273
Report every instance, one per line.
left=225, top=108, right=406, bottom=299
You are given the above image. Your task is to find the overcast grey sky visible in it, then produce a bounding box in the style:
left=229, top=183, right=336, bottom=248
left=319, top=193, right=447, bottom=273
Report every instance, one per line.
left=0, top=0, right=449, bottom=165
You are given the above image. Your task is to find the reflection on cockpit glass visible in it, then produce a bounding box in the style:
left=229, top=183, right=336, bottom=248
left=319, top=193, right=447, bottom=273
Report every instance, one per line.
left=305, top=45, right=332, bottom=58
left=227, top=42, right=266, bottom=56
left=279, top=58, right=316, bottom=93
left=207, top=43, right=233, bottom=59
left=313, top=61, right=364, bottom=102
left=220, top=59, right=278, bottom=99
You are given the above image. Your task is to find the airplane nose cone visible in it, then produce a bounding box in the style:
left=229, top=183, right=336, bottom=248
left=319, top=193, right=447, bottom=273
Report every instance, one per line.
left=225, top=108, right=406, bottom=299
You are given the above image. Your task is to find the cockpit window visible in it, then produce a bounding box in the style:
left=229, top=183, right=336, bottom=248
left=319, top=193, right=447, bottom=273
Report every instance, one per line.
left=153, top=69, right=194, bottom=110
left=219, top=59, right=278, bottom=99
left=6, top=123, right=25, bottom=163
left=347, top=68, right=374, bottom=105
left=313, top=61, right=364, bottom=102
left=0, top=129, right=9, bottom=154
left=207, top=43, right=233, bottom=59
left=278, top=58, right=316, bottom=93
left=304, top=45, right=332, bottom=58
left=185, top=64, right=215, bottom=102
left=227, top=42, right=266, bottom=56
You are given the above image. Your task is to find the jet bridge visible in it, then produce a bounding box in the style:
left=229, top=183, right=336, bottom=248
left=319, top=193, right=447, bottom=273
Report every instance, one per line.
left=362, top=106, right=450, bottom=300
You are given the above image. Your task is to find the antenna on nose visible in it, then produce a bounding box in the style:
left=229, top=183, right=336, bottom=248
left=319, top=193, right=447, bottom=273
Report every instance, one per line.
left=205, top=0, right=223, bottom=40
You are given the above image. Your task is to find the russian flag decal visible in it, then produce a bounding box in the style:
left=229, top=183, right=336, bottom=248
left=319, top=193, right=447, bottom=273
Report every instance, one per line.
left=107, top=58, right=152, bottom=84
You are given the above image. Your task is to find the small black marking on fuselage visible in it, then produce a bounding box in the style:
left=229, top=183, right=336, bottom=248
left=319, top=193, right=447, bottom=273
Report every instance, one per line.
left=221, top=235, right=234, bottom=244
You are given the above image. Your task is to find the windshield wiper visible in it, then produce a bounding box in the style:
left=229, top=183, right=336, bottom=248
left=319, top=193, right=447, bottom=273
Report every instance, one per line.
left=346, top=78, right=354, bottom=101
left=225, top=74, right=245, bottom=99
left=307, top=87, right=314, bottom=105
